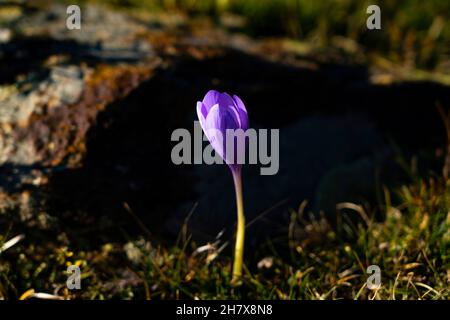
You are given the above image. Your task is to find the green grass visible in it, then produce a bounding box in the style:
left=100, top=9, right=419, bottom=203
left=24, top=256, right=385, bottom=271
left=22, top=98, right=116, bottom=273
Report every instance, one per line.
left=1, top=173, right=448, bottom=300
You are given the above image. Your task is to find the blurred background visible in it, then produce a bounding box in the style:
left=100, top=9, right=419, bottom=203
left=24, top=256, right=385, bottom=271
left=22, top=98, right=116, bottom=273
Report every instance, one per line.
left=0, top=0, right=449, bottom=299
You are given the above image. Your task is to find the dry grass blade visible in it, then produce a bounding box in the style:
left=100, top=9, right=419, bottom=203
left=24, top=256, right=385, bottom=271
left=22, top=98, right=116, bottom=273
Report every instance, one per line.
left=415, top=282, right=441, bottom=298
left=0, top=234, right=25, bottom=254
left=123, top=202, right=152, bottom=238
left=19, top=289, right=65, bottom=300
left=336, top=202, right=371, bottom=226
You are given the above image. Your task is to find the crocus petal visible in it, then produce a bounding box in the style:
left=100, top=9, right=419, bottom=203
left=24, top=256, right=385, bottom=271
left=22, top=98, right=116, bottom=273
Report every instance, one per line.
left=196, top=101, right=207, bottom=130
left=204, top=104, right=225, bottom=159
left=232, top=95, right=247, bottom=113
left=218, top=92, right=237, bottom=109
left=202, top=90, right=220, bottom=110
left=237, top=108, right=248, bottom=130
left=227, top=102, right=242, bottom=128
left=219, top=92, right=242, bottom=127
left=205, top=104, right=240, bottom=163
left=232, top=95, right=249, bottom=130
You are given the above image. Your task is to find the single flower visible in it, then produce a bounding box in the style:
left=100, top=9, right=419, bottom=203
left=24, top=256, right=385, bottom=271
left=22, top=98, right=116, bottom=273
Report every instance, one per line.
left=196, top=90, right=248, bottom=284
left=197, top=90, right=249, bottom=170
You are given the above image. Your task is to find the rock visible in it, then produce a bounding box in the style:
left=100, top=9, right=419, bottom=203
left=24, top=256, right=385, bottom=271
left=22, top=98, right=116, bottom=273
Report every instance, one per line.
left=14, top=4, right=153, bottom=62
left=0, top=2, right=159, bottom=171
left=0, top=4, right=158, bottom=221
left=0, top=66, right=84, bottom=127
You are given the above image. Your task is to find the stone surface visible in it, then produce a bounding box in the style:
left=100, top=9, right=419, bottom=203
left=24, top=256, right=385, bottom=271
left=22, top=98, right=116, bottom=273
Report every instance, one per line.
left=0, top=66, right=85, bottom=164
left=14, top=4, right=153, bottom=62
left=0, top=4, right=158, bottom=221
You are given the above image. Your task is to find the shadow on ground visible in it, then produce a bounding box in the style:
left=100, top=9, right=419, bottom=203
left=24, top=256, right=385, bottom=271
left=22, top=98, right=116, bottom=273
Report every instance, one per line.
left=43, top=48, right=450, bottom=247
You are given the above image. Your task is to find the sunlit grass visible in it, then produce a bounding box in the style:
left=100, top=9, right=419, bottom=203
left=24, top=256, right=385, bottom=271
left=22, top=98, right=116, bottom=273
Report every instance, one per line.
left=1, top=172, right=448, bottom=299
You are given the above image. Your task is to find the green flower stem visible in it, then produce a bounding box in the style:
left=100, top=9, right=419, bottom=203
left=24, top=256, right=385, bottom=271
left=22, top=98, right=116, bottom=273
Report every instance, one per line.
left=231, top=169, right=245, bottom=285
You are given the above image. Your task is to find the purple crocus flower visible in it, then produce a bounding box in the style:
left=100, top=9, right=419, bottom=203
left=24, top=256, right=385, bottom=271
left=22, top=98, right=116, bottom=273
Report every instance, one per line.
left=196, top=90, right=249, bottom=284
left=196, top=90, right=249, bottom=172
